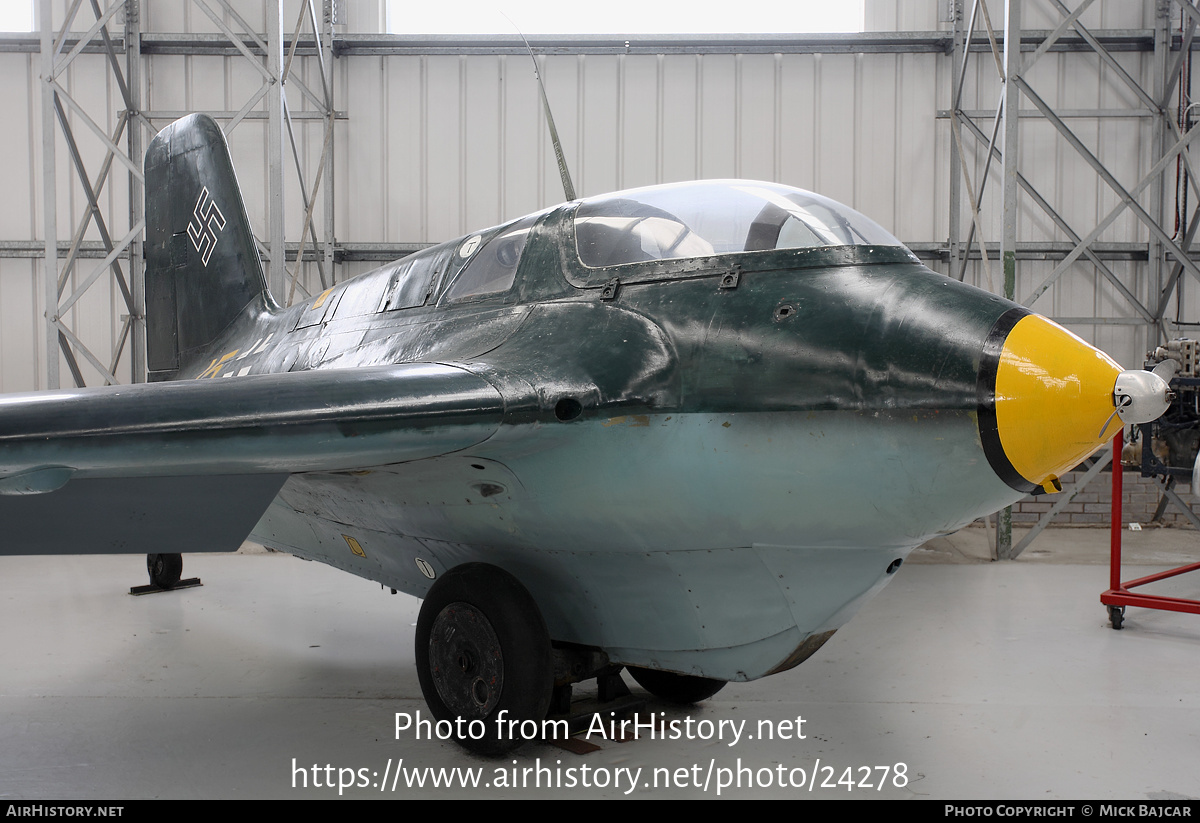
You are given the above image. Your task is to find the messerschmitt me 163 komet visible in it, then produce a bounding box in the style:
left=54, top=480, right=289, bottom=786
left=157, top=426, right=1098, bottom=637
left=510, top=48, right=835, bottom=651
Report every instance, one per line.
left=0, top=114, right=1171, bottom=754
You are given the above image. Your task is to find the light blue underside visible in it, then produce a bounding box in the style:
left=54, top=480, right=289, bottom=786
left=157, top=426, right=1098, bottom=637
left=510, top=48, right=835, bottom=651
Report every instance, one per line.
left=252, top=409, right=1019, bottom=681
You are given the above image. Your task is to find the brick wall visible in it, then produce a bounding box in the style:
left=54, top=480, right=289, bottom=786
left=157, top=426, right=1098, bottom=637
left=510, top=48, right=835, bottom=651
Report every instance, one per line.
left=1008, top=468, right=1200, bottom=527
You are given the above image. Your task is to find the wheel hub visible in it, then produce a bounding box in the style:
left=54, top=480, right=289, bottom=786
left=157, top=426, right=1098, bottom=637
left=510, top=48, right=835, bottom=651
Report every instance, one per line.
left=428, top=602, right=503, bottom=716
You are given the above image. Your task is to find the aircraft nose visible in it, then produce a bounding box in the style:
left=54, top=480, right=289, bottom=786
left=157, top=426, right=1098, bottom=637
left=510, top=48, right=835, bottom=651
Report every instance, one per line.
left=977, top=309, right=1170, bottom=494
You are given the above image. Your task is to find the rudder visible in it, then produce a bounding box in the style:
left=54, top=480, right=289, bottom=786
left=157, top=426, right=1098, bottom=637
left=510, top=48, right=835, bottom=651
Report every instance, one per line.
left=144, top=114, right=271, bottom=381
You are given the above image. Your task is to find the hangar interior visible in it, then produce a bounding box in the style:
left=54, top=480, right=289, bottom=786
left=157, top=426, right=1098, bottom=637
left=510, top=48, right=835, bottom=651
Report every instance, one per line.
left=0, top=0, right=1198, bottom=800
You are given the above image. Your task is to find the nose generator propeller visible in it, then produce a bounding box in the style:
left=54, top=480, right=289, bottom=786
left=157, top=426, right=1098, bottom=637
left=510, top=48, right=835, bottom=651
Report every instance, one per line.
left=1100, top=367, right=1174, bottom=439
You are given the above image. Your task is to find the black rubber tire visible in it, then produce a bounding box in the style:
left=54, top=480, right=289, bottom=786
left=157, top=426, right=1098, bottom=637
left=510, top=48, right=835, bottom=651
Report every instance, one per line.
left=1107, top=604, right=1125, bottom=630
left=627, top=666, right=726, bottom=704
left=147, top=553, right=183, bottom=590
left=415, top=563, right=553, bottom=756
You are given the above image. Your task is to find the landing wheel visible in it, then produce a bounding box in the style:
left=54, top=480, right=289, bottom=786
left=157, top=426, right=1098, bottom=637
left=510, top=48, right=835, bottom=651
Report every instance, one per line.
left=146, top=553, right=183, bottom=590
left=627, top=666, right=726, bottom=704
left=1107, top=604, right=1125, bottom=630
left=416, top=563, right=552, bottom=755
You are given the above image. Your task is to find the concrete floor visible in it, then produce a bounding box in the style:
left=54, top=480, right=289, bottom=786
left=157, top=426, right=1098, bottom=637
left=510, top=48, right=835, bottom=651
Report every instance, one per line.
left=1, top=527, right=1198, bottom=800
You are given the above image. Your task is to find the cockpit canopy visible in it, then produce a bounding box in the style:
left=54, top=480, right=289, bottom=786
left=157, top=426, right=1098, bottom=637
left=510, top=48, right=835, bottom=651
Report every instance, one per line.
left=574, top=180, right=904, bottom=268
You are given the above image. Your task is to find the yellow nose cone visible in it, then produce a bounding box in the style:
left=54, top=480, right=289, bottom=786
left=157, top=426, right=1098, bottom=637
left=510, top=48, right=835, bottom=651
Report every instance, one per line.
left=990, top=314, right=1121, bottom=490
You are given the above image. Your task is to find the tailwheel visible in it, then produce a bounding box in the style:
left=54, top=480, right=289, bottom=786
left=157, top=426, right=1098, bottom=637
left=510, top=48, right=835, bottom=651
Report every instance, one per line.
left=627, top=666, right=726, bottom=704
left=146, top=553, right=183, bottom=590
left=415, top=563, right=552, bottom=755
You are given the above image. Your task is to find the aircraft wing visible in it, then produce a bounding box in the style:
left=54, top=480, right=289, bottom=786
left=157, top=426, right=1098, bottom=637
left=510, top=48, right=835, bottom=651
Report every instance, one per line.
left=0, top=363, right=506, bottom=555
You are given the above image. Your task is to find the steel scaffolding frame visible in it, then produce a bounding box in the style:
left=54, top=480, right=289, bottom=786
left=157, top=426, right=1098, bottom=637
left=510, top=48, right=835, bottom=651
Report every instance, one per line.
left=152, top=0, right=339, bottom=304
left=30, top=3, right=1200, bottom=408
left=39, top=0, right=148, bottom=389
left=37, top=0, right=338, bottom=389
left=947, top=0, right=1200, bottom=557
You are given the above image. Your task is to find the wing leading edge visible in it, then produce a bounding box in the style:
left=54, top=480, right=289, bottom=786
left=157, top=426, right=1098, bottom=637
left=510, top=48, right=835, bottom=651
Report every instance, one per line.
left=0, top=363, right=507, bottom=555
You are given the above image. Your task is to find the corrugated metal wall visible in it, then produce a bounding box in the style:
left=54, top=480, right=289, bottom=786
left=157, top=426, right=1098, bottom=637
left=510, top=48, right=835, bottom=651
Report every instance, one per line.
left=0, top=39, right=42, bottom=392
left=0, top=0, right=1184, bottom=389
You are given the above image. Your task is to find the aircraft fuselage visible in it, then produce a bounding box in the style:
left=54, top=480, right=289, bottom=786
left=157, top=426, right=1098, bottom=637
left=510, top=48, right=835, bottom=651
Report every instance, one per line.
left=0, top=116, right=1169, bottom=754
left=180, top=211, right=1020, bottom=681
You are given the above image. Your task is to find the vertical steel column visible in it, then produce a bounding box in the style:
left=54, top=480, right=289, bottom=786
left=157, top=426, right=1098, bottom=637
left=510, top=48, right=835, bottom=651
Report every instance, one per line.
left=1002, top=0, right=1021, bottom=308
left=1149, top=1, right=1170, bottom=354
left=39, top=0, right=58, bottom=390
left=948, top=1, right=964, bottom=279
left=323, top=0, right=337, bottom=283
left=279, top=0, right=338, bottom=301
left=997, top=0, right=1022, bottom=560
left=267, top=0, right=287, bottom=299
left=126, top=0, right=145, bottom=382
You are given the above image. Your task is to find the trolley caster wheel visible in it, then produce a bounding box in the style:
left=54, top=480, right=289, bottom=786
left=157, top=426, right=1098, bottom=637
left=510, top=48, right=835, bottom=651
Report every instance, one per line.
left=1107, top=604, right=1125, bottom=630
left=147, top=553, right=183, bottom=590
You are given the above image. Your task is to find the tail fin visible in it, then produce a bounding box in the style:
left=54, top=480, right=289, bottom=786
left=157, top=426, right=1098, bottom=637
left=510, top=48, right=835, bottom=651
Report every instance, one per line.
left=144, top=114, right=271, bottom=380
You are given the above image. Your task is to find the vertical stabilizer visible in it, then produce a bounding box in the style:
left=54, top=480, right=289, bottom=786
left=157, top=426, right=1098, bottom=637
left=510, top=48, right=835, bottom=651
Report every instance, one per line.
left=144, top=114, right=271, bottom=380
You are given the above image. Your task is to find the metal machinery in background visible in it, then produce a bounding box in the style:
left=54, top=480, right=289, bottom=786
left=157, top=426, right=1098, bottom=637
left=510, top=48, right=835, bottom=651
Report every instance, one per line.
left=1136, top=338, right=1200, bottom=496
left=1103, top=339, right=1200, bottom=629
